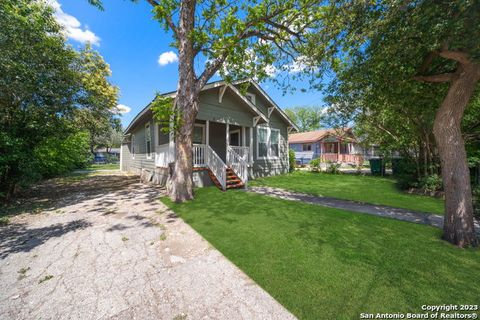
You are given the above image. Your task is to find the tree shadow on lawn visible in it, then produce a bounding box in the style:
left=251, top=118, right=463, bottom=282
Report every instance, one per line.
left=0, top=219, right=92, bottom=259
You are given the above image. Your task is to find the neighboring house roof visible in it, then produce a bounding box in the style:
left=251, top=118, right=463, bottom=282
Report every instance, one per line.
left=289, top=128, right=354, bottom=144
left=124, top=79, right=297, bottom=135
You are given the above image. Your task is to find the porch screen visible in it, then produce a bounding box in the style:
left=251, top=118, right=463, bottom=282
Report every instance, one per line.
left=258, top=127, right=268, bottom=157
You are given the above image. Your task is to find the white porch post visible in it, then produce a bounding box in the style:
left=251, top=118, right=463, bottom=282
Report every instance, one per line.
left=169, top=115, right=175, bottom=162
left=120, top=144, right=123, bottom=171
left=206, top=120, right=210, bottom=147
left=249, top=127, right=253, bottom=164
left=226, top=123, right=230, bottom=163
left=241, top=126, right=246, bottom=147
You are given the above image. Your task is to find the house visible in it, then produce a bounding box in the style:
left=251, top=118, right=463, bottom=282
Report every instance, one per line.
left=289, top=128, right=364, bottom=165
left=93, top=148, right=120, bottom=164
left=120, top=79, right=297, bottom=190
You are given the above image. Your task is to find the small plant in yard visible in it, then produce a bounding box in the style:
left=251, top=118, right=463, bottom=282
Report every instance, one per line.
left=121, top=236, right=129, bottom=242
left=309, top=158, right=321, bottom=172
left=103, top=208, right=118, bottom=215
left=473, top=187, right=480, bottom=220
left=38, top=275, right=54, bottom=284
left=419, top=174, right=443, bottom=193
left=17, top=267, right=30, bottom=280
left=288, top=149, right=296, bottom=172
left=0, top=216, right=9, bottom=225
left=173, top=313, right=187, bottom=320
left=325, top=161, right=341, bottom=174
left=159, top=233, right=167, bottom=241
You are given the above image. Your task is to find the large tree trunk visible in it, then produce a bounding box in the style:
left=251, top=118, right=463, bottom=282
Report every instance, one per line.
left=433, top=63, right=480, bottom=247
left=168, top=0, right=198, bottom=202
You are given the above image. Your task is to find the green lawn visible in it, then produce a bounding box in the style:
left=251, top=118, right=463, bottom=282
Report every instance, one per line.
left=251, top=171, right=444, bottom=214
left=162, top=188, right=479, bottom=320
left=86, top=163, right=119, bottom=170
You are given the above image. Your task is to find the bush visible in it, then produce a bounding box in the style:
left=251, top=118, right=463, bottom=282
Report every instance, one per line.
left=325, top=161, right=341, bottom=174
left=473, top=187, right=480, bottom=220
left=288, top=149, right=296, bottom=172
left=34, top=131, right=91, bottom=178
left=419, top=174, right=443, bottom=192
left=310, top=158, right=321, bottom=172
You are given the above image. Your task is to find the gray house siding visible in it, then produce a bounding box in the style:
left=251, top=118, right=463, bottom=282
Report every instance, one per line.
left=123, top=118, right=156, bottom=174
left=122, top=81, right=293, bottom=185
left=246, top=86, right=289, bottom=178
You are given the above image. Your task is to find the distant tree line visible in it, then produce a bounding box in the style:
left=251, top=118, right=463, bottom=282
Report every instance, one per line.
left=0, top=0, right=121, bottom=200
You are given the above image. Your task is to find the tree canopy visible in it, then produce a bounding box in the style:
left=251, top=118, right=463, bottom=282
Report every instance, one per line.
left=284, top=106, right=325, bottom=132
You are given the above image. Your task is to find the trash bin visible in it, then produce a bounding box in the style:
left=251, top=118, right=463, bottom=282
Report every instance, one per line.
left=369, top=158, right=384, bottom=175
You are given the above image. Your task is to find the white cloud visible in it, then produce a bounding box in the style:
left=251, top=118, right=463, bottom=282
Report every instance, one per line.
left=47, top=0, right=100, bottom=45
left=158, top=51, right=178, bottom=66
left=287, top=56, right=310, bottom=73
left=115, top=104, right=131, bottom=114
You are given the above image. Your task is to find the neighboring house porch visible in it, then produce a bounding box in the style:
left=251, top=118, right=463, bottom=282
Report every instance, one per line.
left=289, top=129, right=364, bottom=166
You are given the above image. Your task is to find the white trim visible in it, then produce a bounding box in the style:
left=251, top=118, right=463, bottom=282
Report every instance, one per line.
left=206, top=120, right=210, bottom=146
left=226, top=123, right=230, bottom=163
left=219, top=85, right=227, bottom=103
left=245, top=92, right=256, bottom=105
left=145, top=122, right=152, bottom=159
left=193, top=123, right=206, bottom=144
left=256, top=126, right=280, bottom=160
left=268, top=107, right=274, bottom=118
left=131, top=134, right=136, bottom=159
left=229, top=129, right=241, bottom=146
left=241, top=127, right=246, bottom=147
left=120, top=144, right=123, bottom=171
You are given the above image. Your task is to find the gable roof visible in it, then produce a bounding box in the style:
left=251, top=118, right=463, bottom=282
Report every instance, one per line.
left=124, top=79, right=294, bottom=134
left=289, top=128, right=354, bottom=143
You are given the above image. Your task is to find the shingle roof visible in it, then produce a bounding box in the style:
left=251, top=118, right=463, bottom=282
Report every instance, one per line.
left=288, top=128, right=353, bottom=143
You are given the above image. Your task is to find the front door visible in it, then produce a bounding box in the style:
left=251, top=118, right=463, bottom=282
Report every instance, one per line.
left=229, top=130, right=240, bottom=146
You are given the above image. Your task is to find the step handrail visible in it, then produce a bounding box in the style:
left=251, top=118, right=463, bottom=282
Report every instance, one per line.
left=205, top=145, right=227, bottom=190
left=227, top=146, right=248, bottom=187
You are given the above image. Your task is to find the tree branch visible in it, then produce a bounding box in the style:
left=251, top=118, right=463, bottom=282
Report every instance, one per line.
left=145, top=0, right=178, bottom=37
left=414, top=73, right=455, bottom=83
left=439, top=50, right=471, bottom=65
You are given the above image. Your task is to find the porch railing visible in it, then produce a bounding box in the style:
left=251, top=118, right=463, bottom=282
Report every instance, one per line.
left=205, top=145, right=227, bottom=190
left=229, top=146, right=250, bottom=164
left=320, top=153, right=363, bottom=165
left=227, top=146, right=248, bottom=186
left=193, top=144, right=207, bottom=167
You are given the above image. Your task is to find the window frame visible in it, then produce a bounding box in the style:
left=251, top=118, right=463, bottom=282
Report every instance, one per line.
left=256, top=126, right=280, bottom=160
left=193, top=123, right=206, bottom=145
left=302, top=144, right=312, bottom=152
left=145, top=123, right=152, bottom=159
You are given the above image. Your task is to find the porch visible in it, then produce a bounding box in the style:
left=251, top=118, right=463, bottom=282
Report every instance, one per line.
left=154, top=120, right=253, bottom=190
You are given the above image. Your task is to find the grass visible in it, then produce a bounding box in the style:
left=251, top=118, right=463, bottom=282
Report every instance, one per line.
left=162, top=188, right=479, bottom=320
left=38, top=275, right=54, bottom=284
left=251, top=171, right=444, bottom=214
left=86, top=163, right=119, bottom=170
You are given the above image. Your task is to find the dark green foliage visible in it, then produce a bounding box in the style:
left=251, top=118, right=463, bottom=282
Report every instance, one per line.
left=473, top=187, right=480, bottom=219
left=0, top=0, right=118, bottom=199
left=288, top=149, right=296, bottom=172
left=34, top=132, right=92, bottom=178
left=309, top=158, right=320, bottom=171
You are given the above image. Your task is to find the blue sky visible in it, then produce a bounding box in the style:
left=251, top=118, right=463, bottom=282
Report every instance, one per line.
left=54, top=0, right=326, bottom=127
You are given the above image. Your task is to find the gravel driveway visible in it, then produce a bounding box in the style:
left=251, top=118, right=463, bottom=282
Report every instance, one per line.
left=0, top=173, right=295, bottom=320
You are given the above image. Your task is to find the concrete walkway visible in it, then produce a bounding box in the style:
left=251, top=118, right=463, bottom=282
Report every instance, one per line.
left=1, top=175, right=295, bottom=320
left=250, top=186, right=480, bottom=233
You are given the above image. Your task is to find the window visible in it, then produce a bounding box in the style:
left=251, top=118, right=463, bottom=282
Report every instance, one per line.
left=245, top=92, right=256, bottom=105
left=257, top=127, right=268, bottom=158
left=158, top=125, right=169, bottom=145
left=270, top=129, right=280, bottom=157
left=193, top=124, right=205, bottom=144
left=145, top=123, right=152, bottom=159
left=257, top=127, right=280, bottom=159
left=302, top=144, right=312, bottom=151
left=131, top=134, right=135, bottom=159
